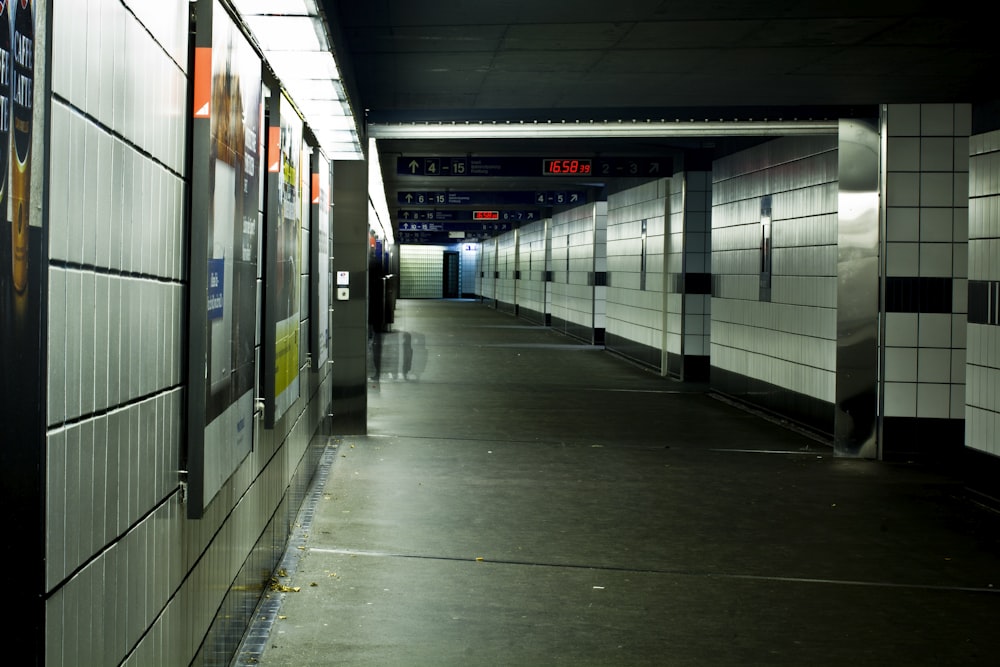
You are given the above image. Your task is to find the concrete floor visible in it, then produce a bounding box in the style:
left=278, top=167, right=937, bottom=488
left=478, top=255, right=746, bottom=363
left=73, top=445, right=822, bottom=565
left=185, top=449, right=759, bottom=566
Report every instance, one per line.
left=246, top=299, right=1000, bottom=666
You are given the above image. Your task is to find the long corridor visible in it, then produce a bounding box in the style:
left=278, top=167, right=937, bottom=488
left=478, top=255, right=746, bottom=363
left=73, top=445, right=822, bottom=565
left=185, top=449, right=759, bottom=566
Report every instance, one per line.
left=249, top=299, right=1000, bottom=666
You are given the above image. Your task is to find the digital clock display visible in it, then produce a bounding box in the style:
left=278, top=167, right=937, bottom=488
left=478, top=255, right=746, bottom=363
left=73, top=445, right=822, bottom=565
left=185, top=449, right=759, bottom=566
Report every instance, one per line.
left=542, top=158, right=593, bottom=175
left=473, top=210, right=500, bottom=220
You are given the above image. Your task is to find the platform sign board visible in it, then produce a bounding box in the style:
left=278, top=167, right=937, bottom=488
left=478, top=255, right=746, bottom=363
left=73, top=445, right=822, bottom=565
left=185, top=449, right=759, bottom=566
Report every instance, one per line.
left=187, top=0, right=263, bottom=518
left=399, top=221, right=514, bottom=233
left=397, top=209, right=543, bottom=222
left=400, top=230, right=503, bottom=244
left=396, top=156, right=672, bottom=178
left=397, top=191, right=587, bottom=206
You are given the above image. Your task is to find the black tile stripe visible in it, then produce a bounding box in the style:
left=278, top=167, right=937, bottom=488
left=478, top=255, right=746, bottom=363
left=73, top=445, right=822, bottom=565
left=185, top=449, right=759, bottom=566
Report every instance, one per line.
left=885, top=277, right=953, bottom=313
left=667, top=272, right=712, bottom=294
left=968, top=280, right=1000, bottom=325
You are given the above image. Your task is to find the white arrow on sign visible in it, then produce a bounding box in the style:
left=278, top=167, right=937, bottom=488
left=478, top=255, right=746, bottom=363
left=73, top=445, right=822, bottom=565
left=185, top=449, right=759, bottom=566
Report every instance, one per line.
left=408, top=160, right=420, bottom=174
left=405, top=194, right=413, bottom=203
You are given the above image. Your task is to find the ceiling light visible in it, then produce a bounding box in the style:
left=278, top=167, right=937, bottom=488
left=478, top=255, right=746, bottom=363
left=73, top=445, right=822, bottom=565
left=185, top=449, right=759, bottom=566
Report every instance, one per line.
left=232, top=0, right=319, bottom=16
left=245, top=16, right=328, bottom=52
left=368, top=119, right=839, bottom=140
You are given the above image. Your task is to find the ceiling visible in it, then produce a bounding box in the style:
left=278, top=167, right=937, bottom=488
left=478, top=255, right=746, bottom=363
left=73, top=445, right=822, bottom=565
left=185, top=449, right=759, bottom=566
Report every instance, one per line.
left=319, top=0, right=1000, bottom=241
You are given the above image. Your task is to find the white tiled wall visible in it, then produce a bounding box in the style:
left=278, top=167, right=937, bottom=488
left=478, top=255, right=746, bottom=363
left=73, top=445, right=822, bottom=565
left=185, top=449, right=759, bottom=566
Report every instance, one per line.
left=606, top=178, right=669, bottom=358
left=496, top=232, right=517, bottom=305
left=461, top=243, right=480, bottom=295
left=44, top=2, right=334, bottom=665
left=515, top=220, right=548, bottom=315
left=549, top=203, right=600, bottom=330
left=711, top=137, right=839, bottom=402
left=46, top=1, right=190, bottom=663
left=479, top=239, right=497, bottom=301
left=966, top=129, right=1000, bottom=456
left=883, top=104, right=970, bottom=421
left=666, top=172, right=712, bottom=360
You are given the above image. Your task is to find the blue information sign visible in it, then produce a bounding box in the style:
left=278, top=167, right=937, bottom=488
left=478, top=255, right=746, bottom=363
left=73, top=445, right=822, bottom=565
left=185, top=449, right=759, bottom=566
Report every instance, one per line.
left=207, top=258, right=224, bottom=320
left=399, top=231, right=510, bottom=244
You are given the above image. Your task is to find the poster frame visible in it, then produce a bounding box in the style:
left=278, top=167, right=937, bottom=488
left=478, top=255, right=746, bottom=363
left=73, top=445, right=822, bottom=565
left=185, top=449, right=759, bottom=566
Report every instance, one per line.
left=186, top=0, right=263, bottom=519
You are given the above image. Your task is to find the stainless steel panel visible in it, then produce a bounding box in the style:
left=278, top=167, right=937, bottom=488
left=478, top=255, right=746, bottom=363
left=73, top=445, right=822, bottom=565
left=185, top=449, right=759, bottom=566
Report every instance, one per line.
left=835, top=118, right=880, bottom=458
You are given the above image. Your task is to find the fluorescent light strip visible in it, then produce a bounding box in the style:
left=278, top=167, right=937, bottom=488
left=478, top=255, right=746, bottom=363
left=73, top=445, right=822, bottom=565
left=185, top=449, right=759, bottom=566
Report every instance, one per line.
left=232, top=0, right=319, bottom=16
left=232, top=1, right=365, bottom=159
left=368, top=138, right=394, bottom=244
left=368, top=119, right=840, bottom=140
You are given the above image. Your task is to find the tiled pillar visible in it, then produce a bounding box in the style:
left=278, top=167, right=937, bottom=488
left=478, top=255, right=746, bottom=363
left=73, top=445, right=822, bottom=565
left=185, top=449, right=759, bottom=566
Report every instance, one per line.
left=966, top=129, right=1000, bottom=463
left=593, top=201, right=609, bottom=344
left=881, top=104, right=970, bottom=460
left=330, top=159, right=370, bottom=433
left=515, top=220, right=548, bottom=324
left=549, top=203, right=600, bottom=343
left=666, top=171, right=712, bottom=381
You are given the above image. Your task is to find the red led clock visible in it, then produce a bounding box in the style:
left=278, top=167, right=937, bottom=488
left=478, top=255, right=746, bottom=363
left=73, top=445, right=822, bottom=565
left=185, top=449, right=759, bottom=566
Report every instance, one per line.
left=542, top=158, right=592, bottom=175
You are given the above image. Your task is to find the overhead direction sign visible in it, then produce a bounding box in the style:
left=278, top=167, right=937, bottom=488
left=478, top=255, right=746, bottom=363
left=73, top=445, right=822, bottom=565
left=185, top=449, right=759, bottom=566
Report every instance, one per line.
left=396, top=156, right=671, bottom=178
left=397, top=190, right=587, bottom=206
left=399, top=221, right=513, bottom=233
left=397, top=209, right=543, bottom=222
left=400, top=230, right=493, bottom=244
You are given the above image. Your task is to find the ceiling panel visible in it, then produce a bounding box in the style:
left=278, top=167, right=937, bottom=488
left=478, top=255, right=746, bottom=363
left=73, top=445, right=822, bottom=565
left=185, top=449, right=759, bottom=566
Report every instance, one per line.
left=347, top=25, right=507, bottom=53
left=319, top=0, right=1000, bottom=243
left=499, top=23, right=635, bottom=51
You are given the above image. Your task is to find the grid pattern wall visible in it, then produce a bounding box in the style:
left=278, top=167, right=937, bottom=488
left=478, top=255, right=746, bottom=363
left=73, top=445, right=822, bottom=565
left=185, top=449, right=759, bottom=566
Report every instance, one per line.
left=711, top=137, right=839, bottom=402
left=665, top=177, right=684, bottom=356
left=882, top=104, right=970, bottom=421
left=666, top=172, right=712, bottom=358
left=966, top=129, right=1000, bottom=456
left=479, top=240, right=497, bottom=300
left=400, top=245, right=444, bottom=299
left=606, top=179, right=668, bottom=353
left=549, top=204, right=597, bottom=328
left=461, top=243, right=479, bottom=296
left=496, top=232, right=518, bottom=305
left=44, top=3, right=334, bottom=665
left=516, top=220, right=548, bottom=314
left=594, top=202, right=609, bottom=330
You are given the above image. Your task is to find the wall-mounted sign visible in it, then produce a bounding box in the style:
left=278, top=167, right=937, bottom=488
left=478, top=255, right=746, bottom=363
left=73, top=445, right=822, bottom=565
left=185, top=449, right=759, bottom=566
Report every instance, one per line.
left=397, top=191, right=587, bottom=206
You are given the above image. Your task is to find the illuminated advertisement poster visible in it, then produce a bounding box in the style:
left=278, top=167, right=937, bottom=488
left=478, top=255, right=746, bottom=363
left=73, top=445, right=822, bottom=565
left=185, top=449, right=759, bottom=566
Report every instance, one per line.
left=264, top=93, right=301, bottom=427
left=311, top=153, right=330, bottom=371
left=1, top=0, right=39, bottom=428
left=187, top=0, right=262, bottom=518
left=1, top=0, right=30, bottom=324
left=0, top=0, right=41, bottom=564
